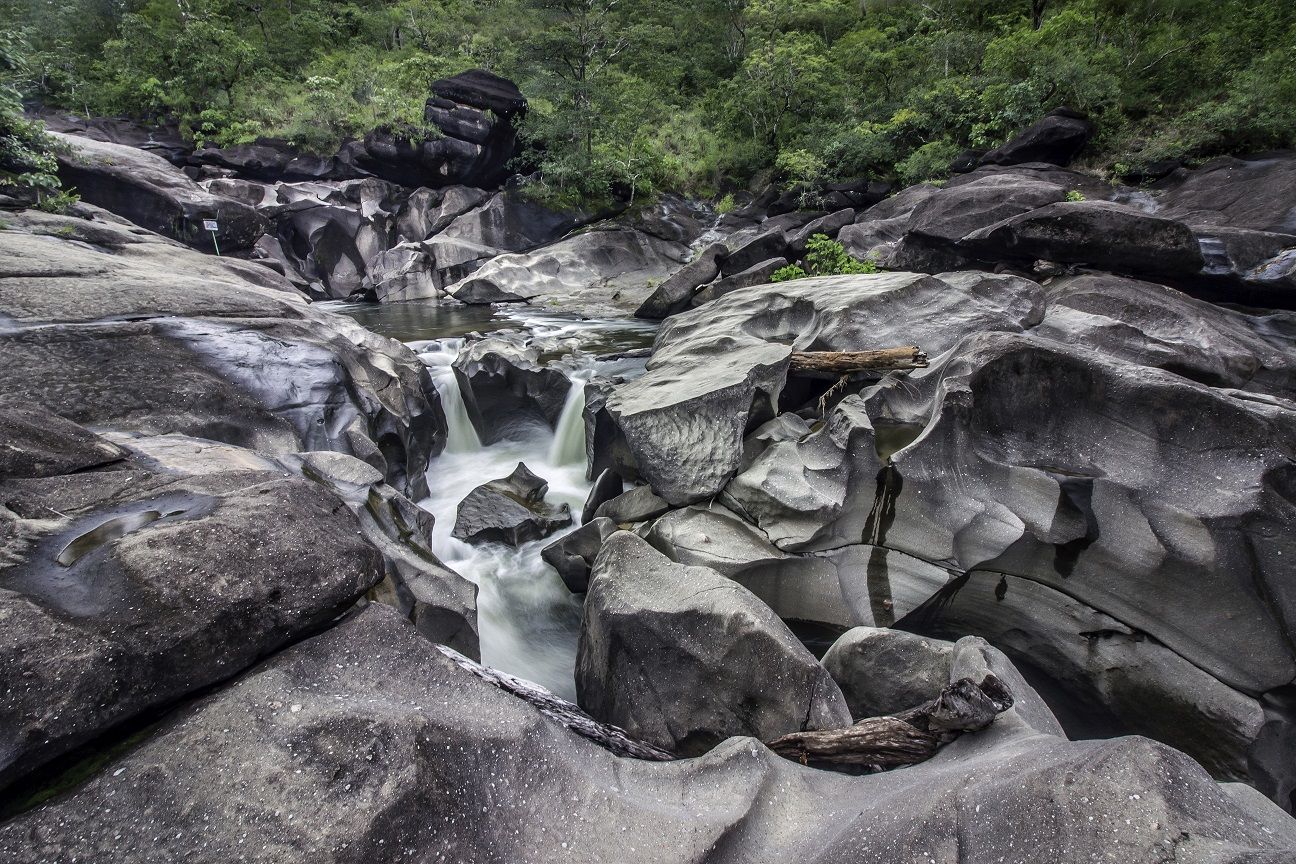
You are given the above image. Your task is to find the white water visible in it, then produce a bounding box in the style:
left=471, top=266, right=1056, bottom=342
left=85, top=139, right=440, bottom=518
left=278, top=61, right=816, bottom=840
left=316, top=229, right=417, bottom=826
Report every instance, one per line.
left=411, top=340, right=609, bottom=701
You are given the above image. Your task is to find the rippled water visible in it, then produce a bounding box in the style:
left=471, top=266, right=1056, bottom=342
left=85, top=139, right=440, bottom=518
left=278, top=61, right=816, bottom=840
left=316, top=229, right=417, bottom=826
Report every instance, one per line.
left=329, top=301, right=654, bottom=699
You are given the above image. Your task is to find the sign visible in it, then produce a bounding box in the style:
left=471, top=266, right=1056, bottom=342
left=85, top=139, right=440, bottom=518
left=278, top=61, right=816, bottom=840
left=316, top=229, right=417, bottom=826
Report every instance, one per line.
left=202, top=219, right=219, bottom=232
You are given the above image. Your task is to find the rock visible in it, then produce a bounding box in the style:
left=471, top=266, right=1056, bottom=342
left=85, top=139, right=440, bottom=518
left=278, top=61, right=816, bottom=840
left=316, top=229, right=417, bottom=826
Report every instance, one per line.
left=787, top=207, right=856, bottom=256
left=394, top=185, right=490, bottom=241
left=581, top=467, right=624, bottom=524
left=452, top=336, right=572, bottom=442
left=838, top=182, right=943, bottom=261
left=50, top=131, right=267, bottom=253
left=436, top=189, right=592, bottom=257
left=5, top=602, right=1292, bottom=863
left=576, top=532, right=852, bottom=754
left=821, top=627, right=954, bottom=719
left=541, top=516, right=619, bottom=592
left=37, top=109, right=191, bottom=163
left=593, top=485, right=671, bottom=524
left=1034, top=273, right=1296, bottom=398
left=593, top=270, right=1042, bottom=505
left=449, top=227, right=690, bottom=315
left=634, top=241, right=726, bottom=319
left=721, top=395, right=881, bottom=551
left=643, top=503, right=785, bottom=577
left=0, top=438, right=383, bottom=792
left=289, top=451, right=479, bottom=659
left=0, top=402, right=126, bottom=480
left=451, top=462, right=573, bottom=546
left=963, top=199, right=1205, bottom=280
left=905, top=174, right=1069, bottom=243
left=0, top=207, right=445, bottom=499
left=980, top=107, right=1094, bottom=168
left=720, top=230, right=789, bottom=276
left=1155, top=153, right=1296, bottom=233
left=691, top=256, right=788, bottom=306
left=820, top=177, right=890, bottom=210
left=365, top=242, right=440, bottom=303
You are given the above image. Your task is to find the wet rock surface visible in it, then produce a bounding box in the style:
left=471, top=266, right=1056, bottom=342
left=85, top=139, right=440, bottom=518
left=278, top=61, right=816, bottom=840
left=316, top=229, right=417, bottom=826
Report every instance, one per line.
left=577, top=532, right=852, bottom=754
left=4, top=603, right=1294, bottom=863
left=451, top=462, right=573, bottom=546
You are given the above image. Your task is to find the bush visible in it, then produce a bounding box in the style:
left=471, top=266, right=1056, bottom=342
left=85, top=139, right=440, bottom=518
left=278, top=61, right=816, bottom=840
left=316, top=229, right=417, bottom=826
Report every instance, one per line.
left=895, top=141, right=959, bottom=186
left=773, top=234, right=878, bottom=281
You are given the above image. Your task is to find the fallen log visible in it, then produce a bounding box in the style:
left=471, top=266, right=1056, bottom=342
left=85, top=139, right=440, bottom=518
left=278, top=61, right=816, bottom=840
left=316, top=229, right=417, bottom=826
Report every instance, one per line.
left=789, top=346, right=929, bottom=374
left=437, top=643, right=1012, bottom=773
left=766, top=675, right=1014, bottom=770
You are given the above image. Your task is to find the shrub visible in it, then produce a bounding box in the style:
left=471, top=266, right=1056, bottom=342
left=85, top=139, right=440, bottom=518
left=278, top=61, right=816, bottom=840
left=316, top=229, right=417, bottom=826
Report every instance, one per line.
left=774, top=234, right=878, bottom=281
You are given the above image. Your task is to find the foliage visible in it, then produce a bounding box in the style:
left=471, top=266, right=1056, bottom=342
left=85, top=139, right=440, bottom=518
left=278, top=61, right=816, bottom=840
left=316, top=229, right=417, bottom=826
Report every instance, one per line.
left=2, top=0, right=1294, bottom=204
left=773, top=233, right=877, bottom=281
left=0, top=26, right=69, bottom=204
left=1065, top=189, right=1085, bottom=201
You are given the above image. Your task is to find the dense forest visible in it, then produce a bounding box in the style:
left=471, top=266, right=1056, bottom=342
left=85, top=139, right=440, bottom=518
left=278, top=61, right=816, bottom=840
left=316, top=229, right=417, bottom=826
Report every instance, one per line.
left=3, top=0, right=1296, bottom=204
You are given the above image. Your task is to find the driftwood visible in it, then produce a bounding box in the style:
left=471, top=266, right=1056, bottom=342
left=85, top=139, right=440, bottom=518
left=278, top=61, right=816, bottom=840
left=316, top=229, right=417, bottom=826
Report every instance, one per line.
left=766, top=675, right=1014, bottom=770
left=789, top=346, right=929, bottom=375
left=438, top=644, right=1012, bottom=773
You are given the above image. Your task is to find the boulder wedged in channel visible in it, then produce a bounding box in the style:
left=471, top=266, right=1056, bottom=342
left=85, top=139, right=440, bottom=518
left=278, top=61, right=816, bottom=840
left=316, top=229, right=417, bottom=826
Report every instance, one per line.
left=3, top=602, right=1293, bottom=863
left=576, top=532, right=852, bottom=754
left=451, top=335, right=572, bottom=442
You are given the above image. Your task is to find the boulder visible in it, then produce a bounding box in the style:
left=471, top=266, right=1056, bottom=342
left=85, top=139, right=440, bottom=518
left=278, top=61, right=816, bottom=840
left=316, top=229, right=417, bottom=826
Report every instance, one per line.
left=980, top=107, right=1095, bottom=168
left=820, top=627, right=954, bottom=719
left=1155, top=153, right=1296, bottom=234
left=576, top=532, right=852, bottom=754
left=0, top=207, right=445, bottom=499
left=593, top=484, right=671, bottom=524
left=50, top=131, right=267, bottom=253
left=0, top=402, right=126, bottom=480
left=962, top=199, right=1205, bottom=279
left=592, top=271, right=1043, bottom=505
left=541, top=516, right=619, bottom=592
left=451, top=462, right=573, bottom=546
left=634, top=241, right=726, bottom=319
left=452, top=336, right=572, bottom=442
left=643, top=503, right=786, bottom=577
left=0, top=432, right=383, bottom=793
left=448, top=227, right=690, bottom=315
left=719, top=230, right=789, bottom=276
left=5, top=603, right=1293, bottom=863
left=581, top=467, right=624, bottom=523
left=787, top=207, right=856, bottom=256
left=691, top=256, right=788, bottom=306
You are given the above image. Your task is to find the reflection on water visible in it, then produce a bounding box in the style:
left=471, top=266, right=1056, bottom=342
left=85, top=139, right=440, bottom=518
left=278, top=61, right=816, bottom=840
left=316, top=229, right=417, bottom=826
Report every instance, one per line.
left=319, top=301, right=509, bottom=342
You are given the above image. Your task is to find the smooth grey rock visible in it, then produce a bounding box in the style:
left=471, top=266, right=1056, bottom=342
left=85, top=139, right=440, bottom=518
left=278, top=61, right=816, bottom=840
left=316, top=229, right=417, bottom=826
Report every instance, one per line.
left=963, top=199, right=1205, bottom=279
left=1155, top=153, right=1296, bottom=234
left=593, top=485, right=671, bottom=524
left=719, top=230, right=788, bottom=276
left=290, top=450, right=479, bottom=659
left=448, top=227, right=689, bottom=316
left=581, top=467, right=624, bottom=524
left=4, top=603, right=1292, bottom=863
left=594, top=271, right=1042, bottom=506
left=787, top=208, right=856, bottom=256
left=576, top=532, right=852, bottom=754
left=691, top=256, right=787, bottom=306
left=452, top=462, right=573, bottom=546
left=452, top=336, right=572, bottom=442
left=634, top=241, right=726, bottom=319
left=821, top=627, right=954, bottom=719
left=0, top=211, right=445, bottom=499
left=541, top=516, right=619, bottom=592
left=50, top=132, right=266, bottom=253
left=0, top=403, right=126, bottom=480
left=0, top=444, right=383, bottom=792
left=643, top=503, right=785, bottom=577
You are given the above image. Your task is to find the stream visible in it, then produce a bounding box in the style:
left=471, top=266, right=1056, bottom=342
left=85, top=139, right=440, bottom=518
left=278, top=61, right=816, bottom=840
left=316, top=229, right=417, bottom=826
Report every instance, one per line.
left=326, top=301, right=656, bottom=700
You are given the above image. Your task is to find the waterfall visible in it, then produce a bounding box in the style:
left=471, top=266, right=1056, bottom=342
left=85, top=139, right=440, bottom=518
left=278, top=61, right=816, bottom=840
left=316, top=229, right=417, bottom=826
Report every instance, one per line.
left=547, top=370, right=591, bottom=467
left=414, top=338, right=482, bottom=453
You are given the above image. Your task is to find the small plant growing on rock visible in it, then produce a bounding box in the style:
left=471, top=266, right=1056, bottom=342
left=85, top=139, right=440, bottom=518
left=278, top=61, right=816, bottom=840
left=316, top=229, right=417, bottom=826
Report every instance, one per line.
left=773, top=234, right=878, bottom=282
left=715, top=192, right=736, bottom=215
left=1065, top=189, right=1086, bottom=202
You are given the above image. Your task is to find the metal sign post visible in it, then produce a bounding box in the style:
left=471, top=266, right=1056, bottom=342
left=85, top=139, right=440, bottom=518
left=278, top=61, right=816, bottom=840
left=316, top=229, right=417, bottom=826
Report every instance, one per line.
left=202, top=219, right=221, bottom=256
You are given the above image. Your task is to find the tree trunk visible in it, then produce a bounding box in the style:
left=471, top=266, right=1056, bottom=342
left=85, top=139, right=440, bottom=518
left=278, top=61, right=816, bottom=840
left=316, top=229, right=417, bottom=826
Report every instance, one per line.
left=789, top=347, right=929, bottom=374
left=435, top=643, right=1011, bottom=773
